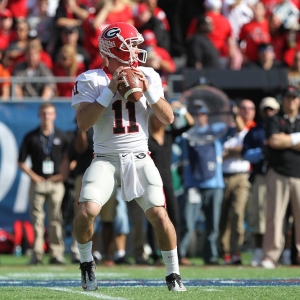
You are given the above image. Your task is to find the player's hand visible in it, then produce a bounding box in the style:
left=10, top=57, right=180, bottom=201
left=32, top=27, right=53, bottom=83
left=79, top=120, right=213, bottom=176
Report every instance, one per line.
left=132, top=67, right=150, bottom=92
left=108, top=67, right=125, bottom=94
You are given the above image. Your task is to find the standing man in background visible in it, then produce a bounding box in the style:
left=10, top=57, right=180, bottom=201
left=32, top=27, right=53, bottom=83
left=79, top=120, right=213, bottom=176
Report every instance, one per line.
left=262, top=86, right=300, bottom=269
left=179, top=105, right=226, bottom=265
left=219, top=99, right=256, bottom=264
left=242, top=97, right=280, bottom=267
left=18, top=102, right=69, bottom=265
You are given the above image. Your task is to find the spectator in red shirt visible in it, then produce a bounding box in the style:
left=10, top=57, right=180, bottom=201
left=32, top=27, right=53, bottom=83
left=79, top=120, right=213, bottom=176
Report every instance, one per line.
left=187, top=0, right=235, bottom=69
left=205, top=0, right=235, bottom=69
left=104, top=0, right=133, bottom=25
left=239, top=1, right=271, bottom=63
left=14, top=35, right=53, bottom=71
left=53, top=44, right=85, bottom=98
left=6, top=0, right=27, bottom=20
left=283, top=30, right=300, bottom=68
left=222, top=0, right=255, bottom=69
left=0, top=9, right=14, bottom=51
left=185, top=15, right=221, bottom=69
left=269, top=15, right=289, bottom=62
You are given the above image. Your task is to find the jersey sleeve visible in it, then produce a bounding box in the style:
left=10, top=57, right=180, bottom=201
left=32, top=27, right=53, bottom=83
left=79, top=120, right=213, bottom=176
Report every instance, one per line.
left=18, top=133, right=30, bottom=163
left=71, top=70, right=105, bottom=110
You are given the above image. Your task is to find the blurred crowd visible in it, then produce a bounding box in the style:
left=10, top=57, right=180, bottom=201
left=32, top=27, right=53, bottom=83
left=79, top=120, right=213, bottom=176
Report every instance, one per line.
left=2, top=0, right=300, bottom=269
left=0, top=0, right=300, bottom=100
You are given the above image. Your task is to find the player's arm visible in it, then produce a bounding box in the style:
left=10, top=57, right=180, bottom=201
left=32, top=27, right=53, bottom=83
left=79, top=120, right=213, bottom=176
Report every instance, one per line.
left=74, top=128, right=88, bottom=154
left=150, top=97, right=174, bottom=125
left=76, top=102, right=106, bottom=132
left=133, top=68, right=174, bottom=125
left=73, top=68, right=124, bottom=132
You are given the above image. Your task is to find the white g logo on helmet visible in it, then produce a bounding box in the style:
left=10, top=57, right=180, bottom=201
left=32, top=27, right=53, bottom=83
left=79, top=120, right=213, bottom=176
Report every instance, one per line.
left=104, top=28, right=121, bottom=39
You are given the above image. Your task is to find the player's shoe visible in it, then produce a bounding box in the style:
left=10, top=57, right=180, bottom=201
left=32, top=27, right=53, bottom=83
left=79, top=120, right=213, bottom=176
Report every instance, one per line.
left=80, top=260, right=98, bottom=291
left=165, top=273, right=187, bottom=292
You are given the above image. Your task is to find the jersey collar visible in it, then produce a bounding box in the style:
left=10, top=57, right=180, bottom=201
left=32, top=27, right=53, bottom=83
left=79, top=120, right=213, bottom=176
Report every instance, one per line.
left=103, top=66, right=112, bottom=80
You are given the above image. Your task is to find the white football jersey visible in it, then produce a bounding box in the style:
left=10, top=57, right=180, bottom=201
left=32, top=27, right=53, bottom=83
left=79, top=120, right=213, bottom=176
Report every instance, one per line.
left=71, top=66, right=164, bottom=154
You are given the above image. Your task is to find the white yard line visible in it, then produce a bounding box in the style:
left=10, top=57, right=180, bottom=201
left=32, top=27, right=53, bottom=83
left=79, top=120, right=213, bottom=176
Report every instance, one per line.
left=49, top=287, right=128, bottom=300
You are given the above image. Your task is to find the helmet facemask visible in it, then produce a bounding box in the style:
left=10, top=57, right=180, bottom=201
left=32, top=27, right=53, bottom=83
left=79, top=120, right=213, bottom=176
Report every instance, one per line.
left=118, top=33, right=147, bottom=66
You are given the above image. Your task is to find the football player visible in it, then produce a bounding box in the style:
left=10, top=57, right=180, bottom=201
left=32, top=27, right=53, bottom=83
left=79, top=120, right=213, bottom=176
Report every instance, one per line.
left=71, top=22, right=186, bottom=292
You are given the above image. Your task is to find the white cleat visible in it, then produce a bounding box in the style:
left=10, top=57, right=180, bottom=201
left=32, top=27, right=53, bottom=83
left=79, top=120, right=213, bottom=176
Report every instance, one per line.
left=165, top=273, right=187, bottom=292
left=80, top=260, right=98, bottom=291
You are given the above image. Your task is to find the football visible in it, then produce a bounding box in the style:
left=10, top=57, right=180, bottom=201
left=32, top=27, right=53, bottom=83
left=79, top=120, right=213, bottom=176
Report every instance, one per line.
left=118, top=67, right=143, bottom=102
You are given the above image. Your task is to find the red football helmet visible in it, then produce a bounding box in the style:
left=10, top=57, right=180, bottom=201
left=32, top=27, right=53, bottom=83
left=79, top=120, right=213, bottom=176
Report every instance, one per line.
left=99, top=22, right=147, bottom=66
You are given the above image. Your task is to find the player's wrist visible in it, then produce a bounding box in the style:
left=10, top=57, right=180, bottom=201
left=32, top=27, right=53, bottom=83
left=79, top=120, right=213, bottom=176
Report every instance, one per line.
left=96, top=87, right=115, bottom=107
left=144, top=88, right=159, bottom=105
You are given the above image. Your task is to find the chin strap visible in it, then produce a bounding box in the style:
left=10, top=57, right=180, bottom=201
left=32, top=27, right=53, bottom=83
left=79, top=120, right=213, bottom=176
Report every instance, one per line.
left=129, top=61, right=139, bottom=68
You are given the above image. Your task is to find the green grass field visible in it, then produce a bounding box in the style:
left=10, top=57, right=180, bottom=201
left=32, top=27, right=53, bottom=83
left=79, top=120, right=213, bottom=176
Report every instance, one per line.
left=0, top=254, right=300, bottom=300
